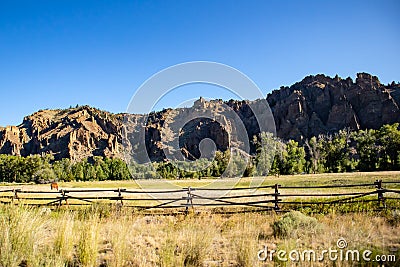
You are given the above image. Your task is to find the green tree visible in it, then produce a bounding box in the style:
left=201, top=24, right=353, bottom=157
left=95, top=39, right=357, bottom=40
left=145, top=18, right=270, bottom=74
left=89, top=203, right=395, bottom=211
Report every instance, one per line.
left=254, top=132, right=278, bottom=176
left=320, top=130, right=353, bottom=173
left=281, top=140, right=306, bottom=175
left=305, top=136, right=324, bottom=174
left=378, top=123, right=400, bottom=170
left=353, top=129, right=380, bottom=171
left=213, top=150, right=230, bottom=177
left=270, top=140, right=285, bottom=176
left=33, top=167, right=56, bottom=183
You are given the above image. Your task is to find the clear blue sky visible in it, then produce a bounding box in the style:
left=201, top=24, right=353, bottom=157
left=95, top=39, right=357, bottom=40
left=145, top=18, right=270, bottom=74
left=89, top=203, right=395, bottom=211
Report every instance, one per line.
left=0, top=0, right=399, bottom=126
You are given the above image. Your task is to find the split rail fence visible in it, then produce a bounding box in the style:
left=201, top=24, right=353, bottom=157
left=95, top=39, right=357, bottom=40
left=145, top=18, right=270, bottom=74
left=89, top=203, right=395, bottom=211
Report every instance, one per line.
left=0, top=180, right=400, bottom=213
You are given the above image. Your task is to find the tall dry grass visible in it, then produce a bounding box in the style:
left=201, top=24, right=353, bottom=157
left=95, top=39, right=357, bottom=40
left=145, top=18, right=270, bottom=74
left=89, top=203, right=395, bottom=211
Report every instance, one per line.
left=0, top=204, right=399, bottom=266
left=0, top=205, right=50, bottom=267
left=53, top=212, right=75, bottom=264
left=158, top=214, right=217, bottom=267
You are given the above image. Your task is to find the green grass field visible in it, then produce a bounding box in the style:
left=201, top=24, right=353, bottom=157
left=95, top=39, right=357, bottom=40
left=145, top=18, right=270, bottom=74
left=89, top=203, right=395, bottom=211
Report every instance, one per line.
left=1, top=171, right=399, bottom=191
left=42, top=171, right=400, bottom=189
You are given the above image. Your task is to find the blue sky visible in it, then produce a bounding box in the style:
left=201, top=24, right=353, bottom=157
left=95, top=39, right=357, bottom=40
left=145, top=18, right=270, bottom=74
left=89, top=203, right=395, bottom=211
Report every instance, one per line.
left=0, top=0, right=399, bottom=126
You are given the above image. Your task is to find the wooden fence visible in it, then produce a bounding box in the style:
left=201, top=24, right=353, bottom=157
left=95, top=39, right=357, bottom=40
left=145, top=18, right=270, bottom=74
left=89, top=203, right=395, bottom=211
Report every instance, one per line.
left=1, top=180, right=400, bottom=213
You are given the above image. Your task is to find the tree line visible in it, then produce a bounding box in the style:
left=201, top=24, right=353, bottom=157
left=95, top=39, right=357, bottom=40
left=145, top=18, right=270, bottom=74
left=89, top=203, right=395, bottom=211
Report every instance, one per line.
left=255, top=123, right=400, bottom=175
left=0, top=123, right=399, bottom=183
left=0, top=156, right=131, bottom=183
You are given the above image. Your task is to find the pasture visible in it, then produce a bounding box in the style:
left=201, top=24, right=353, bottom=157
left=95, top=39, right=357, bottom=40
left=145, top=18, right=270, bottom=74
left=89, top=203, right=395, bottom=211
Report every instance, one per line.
left=36, top=171, right=400, bottom=189
left=0, top=171, right=399, bottom=266
left=1, top=171, right=400, bottom=212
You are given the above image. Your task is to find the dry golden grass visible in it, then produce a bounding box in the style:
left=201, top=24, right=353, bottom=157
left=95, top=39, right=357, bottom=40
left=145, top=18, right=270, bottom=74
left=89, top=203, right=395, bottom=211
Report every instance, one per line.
left=0, top=172, right=398, bottom=266
left=0, top=204, right=399, bottom=266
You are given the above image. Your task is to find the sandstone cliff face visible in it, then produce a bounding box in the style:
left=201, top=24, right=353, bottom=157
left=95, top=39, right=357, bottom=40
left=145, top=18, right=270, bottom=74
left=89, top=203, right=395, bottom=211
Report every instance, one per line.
left=0, top=73, right=399, bottom=161
left=0, top=106, right=124, bottom=161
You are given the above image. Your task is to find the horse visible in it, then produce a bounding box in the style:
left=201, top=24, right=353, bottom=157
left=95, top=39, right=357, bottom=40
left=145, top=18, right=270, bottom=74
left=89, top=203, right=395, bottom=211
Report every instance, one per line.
left=50, top=182, right=59, bottom=191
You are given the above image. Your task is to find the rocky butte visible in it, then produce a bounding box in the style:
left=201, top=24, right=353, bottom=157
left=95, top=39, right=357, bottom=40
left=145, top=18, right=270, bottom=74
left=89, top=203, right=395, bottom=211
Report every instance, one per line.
left=0, top=73, right=399, bottom=162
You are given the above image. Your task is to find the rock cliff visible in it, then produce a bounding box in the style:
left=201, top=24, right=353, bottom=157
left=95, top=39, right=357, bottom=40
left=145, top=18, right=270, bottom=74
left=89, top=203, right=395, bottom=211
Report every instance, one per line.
left=0, top=106, right=123, bottom=161
left=0, top=73, right=399, bottom=161
left=267, top=73, right=400, bottom=141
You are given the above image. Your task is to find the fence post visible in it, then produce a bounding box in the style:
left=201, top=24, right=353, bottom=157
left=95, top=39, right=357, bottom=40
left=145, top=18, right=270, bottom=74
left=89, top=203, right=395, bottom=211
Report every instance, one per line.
left=274, top=184, right=280, bottom=211
left=12, top=189, right=19, bottom=203
left=59, top=190, right=68, bottom=206
left=59, top=190, right=62, bottom=206
left=375, top=179, right=386, bottom=209
left=117, top=188, right=123, bottom=207
left=185, top=187, right=194, bottom=214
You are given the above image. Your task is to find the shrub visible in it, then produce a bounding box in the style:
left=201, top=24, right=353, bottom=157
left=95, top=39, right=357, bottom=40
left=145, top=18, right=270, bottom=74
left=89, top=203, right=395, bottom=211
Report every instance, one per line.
left=272, top=211, right=320, bottom=238
left=386, top=210, right=400, bottom=226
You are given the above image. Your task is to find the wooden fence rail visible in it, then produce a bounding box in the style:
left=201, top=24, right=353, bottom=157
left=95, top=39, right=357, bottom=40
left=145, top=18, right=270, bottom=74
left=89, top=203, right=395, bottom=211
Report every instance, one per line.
left=0, top=180, right=399, bottom=213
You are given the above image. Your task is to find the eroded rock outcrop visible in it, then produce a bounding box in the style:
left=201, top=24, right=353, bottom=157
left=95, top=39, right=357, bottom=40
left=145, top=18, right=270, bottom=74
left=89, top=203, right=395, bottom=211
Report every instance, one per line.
left=267, top=73, right=400, bottom=141
left=0, top=73, right=399, bottom=161
left=0, top=106, right=125, bottom=161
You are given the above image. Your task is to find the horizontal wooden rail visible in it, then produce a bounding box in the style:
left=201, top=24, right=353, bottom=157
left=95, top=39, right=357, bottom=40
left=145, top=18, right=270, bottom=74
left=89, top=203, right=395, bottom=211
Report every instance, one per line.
left=279, top=183, right=376, bottom=189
